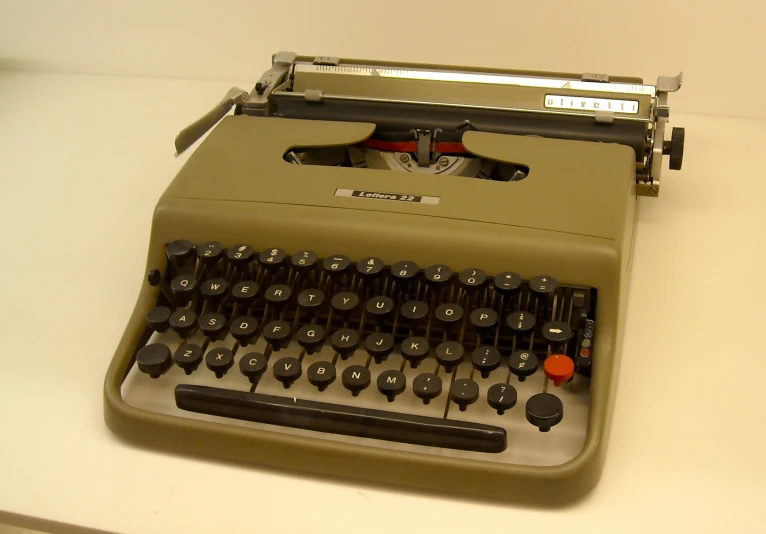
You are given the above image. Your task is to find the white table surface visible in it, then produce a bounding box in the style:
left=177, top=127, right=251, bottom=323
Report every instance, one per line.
left=1, top=70, right=765, bottom=534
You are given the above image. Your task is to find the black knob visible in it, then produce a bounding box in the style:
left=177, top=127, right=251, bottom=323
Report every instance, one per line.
left=146, top=306, right=171, bottom=332
left=487, top=383, right=517, bottom=415
left=493, top=272, right=522, bottom=296
left=364, top=333, right=395, bottom=363
left=231, top=280, right=258, bottom=307
left=258, top=247, right=288, bottom=270
left=449, top=378, right=479, bottom=411
left=205, top=347, right=234, bottom=378
left=434, top=303, right=464, bottom=331
left=196, top=241, right=224, bottom=266
left=169, top=309, right=197, bottom=338
left=262, top=320, right=292, bottom=350
left=469, top=308, right=498, bottom=334
left=400, top=300, right=429, bottom=325
left=296, top=324, right=326, bottom=355
left=307, top=361, right=336, bottom=391
left=424, top=264, right=452, bottom=289
left=529, top=275, right=557, bottom=298
left=413, top=373, right=442, bottom=405
left=166, top=239, right=194, bottom=266
left=322, top=254, right=351, bottom=278
left=509, top=350, right=538, bottom=382
left=226, top=244, right=255, bottom=269
left=435, top=341, right=464, bottom=372
left=458, top=268, right=487, bottom=292
left=331, top=292, right=360, bottom=321
left=290, top=250, right=319, bottom=274
left=366, top=296, right=395, bottom=325
left=390, top=260, right=419, bottom=289
left=377, top=370, right=406, bottom=402
left=170, top=274, right=197, bottom=305
left=663, top=127, right=685, bottom=170
left=297, top=289, right=325, bottom=316
left=471, top=346, right=501, bottom=378
left=147, top=268, right=163, bottom=286
left=198, top=312, right=227, bottom=340
left=506, top=310, right=536, bottom=335
left=273, top=357, right=302, bottom=388
left=525, top=392, right=564, bottom=432
left=401, top=336, right=429, bottom=368
left=330, top=329, right=360, bottom=360
left=356, top=257, right=385, bottom=280
left=342, top=365, right=371, bottom=396
left=264, top=284, right=292, bottom=310
left=239, top=352, right=267, bottom=384
left=173, top=343, right=203, bottom=374
left=136, top=343, right=172, bottom=378
left=229, top=316, right=258, bottom=346
left=199, top=278, right=228, bottom=303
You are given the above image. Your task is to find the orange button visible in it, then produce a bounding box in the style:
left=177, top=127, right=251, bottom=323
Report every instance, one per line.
left=544, top=354, right=575, bottom=387
left=580, top=348, right=590, bottom=358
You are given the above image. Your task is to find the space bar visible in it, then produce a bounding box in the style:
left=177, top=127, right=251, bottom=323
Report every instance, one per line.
left=175, top=384, right=507, bottom=453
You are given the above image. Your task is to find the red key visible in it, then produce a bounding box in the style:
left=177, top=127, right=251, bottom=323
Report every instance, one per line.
left=544, top=354, right=575, bottom=387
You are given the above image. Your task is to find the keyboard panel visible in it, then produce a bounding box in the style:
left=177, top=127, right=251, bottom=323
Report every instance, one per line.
left=121, top=241, right=596, bottom=467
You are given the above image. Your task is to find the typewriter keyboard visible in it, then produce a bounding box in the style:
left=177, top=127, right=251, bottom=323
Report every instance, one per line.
left=122, top=240, right=596, bottom=466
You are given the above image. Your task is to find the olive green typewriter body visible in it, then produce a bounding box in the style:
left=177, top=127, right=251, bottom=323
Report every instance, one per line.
left=104, top=53, right=684, bottom=503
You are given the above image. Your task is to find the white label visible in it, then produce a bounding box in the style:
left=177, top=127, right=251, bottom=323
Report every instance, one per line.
left=544, top=94, right=639, bottom=114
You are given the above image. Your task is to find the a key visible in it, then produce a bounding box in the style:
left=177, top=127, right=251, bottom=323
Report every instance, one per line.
left=487, top=383, right=517, bottom=415
left=413, top=373, right=442, bottom=405
left=435, top=341, right=465, bottom=372
left=543, top=354, right=575, bottom=386
left=471, top=346, right=501, bottom=378
left=226, top=244, right=255, bottom=269
left=136, top=344, right=172, bottom=378
left=205, top=347, right=234, bottom=379
left=239, top=352, right=268, bottom=384
left=170, top=274, right=197, bottom=305
left=493, top=272, right=522, bottom=296
left=169, top=309, right=197, bottom=338
left=322, top=255, right=351, bottom=279
left=424, top=264, right=452, bottom=288
left=377, top=370, right=406, bottom=402
left=166, top=239, right=195, bottom=268
left=529, top=275, right=558, bottom=298
left=231, top=280, right=258, bottom=307
left=146, top=306, right=171, bottom=333
left=458, top=268, right=487, bottom=292
left=199, top=312, right=227, bottom=340
left=469, top=308, right=498, bottom=334
left=542, top=321, right=572, bottom=348
left=330, top=329, right=359, bottom=360
left=174, top=343, right=203, bottom=375
left=307, top=361, right=336, bottom=391
left=273, top=357, right=302, bottom=388
left=297, top=289, right=325, bottom=316
left=258, top=247, right=287, bottom=271
left=435, top=303, right=464, bottom=330
left=365, top=333, right=395, bottom=363
left=264, top=284, right=292, bottom=311
left=290, top=250, right=319, bottom=275
left=526, top=392, right=564, bottom=432
left=506, top=310, right=536, bottom=334
left=400, top=300, right=429, bottom=326
left=449, top=378, right=479, bottom=411
left=331, top=292, right=359, bottom=321
left=342, top=365, right=371, bottom=396
left=196, top=241, right=224, bottom=266
left=262, top=320, right=291, bottom=351
left=509, top=350, right=538, bottom=382
left=366, top=296, right=395, bottom=325
left=390, top=260, right=419, bottom=289
left=229, top=316, right=258, bottom=346
left=356, top=257, right=385, bottom=280
left=400, top=336, right=429, bottom=368
left=200, top=278, right=228, bottom=303
left=296, top=324, right=326, bottom=355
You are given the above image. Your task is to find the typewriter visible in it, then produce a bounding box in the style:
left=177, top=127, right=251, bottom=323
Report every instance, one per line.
left=104, top=52, right=685, bottom=503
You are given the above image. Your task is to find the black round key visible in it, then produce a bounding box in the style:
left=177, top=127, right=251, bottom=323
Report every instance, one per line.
left=196, top=241, right=224, bottom=265
left=542, top=321, right=572, bottom=344
left=297, top=289, right=325, bottom=315
left=147, top=268, right=162, bottom=286
left=377, top=370, right=406, bottom=402
left=487, top=383, right=518, bottom=415
left=290, top=250, right=319, bottom=273
left=458, top=268, right=487, bottom=291
left=307, top=361, right=336, bottom=391
left=331, top=292, right=360, bottom=320
left=435, top=341, right=465, bottom=372
left=136, top=343, right=172, bottom=378
left=424, top=264, right=452, bottom=286
left=200, top=278, right=228, bottom=301
left=342, top=365, right=371, bottom=396
left=231, top=280, right=258, bottom=306
left=471, top=346, right=501, bottom=378
left=435, top=303, right=464, bottom=327
left=469, top=308, right=498, bottom=332
left=401, top=336, right=429, bottom=368
left=229, top=316, right=258, bottom=345
left=239, top=352, right=267, bottom=384
left=262, top=320, right=292, bottom=350
left=166, top=239, right=194, bottom=265
left=170, top=274, right=197, bottom=304
left=400, top=300, right=429, bottom=325
left=331, top=329, right=359, bottom=359
left=493, top=272, right=522, bottom=295
left=273, top=357, right=302, bottom=388
left=205, top=347, right=234, bottom=378
left=366, top=296, right=395, bottom=323
left=258, top=247, right=287, bottom=270
left=356, top=257, right=385, bottom=279
left=365, top=333, right=395, bottom=363
left=506, top=310, right=536, bottom=334
left=322, top=254, right=351, bottom=277
left=413, top=373, right=442, bottom=404
left=146, top=306, right=171, bottom=332
left=169, top=308, right=197, bottom=337
left=199, top=312, right=227, bottom=339
left=390, top=261, right=419, bottom=284
left=526, top=392, right=564, bottom=432
left=509, top=350, right=538, bottom=381
left=174, top=343, right=203, bottom=374
left=529, top=275, right=558, bottom=297
left=226, top=244, right=255, bottom=268
left=264, top=284, right=292, bottom=308
left=296, top=324, right=326, bottom=354
left=449, top=378, right=479, bottom=411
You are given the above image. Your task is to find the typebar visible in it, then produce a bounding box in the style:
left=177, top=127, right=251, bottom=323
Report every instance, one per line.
left=175, top=384, right=507, bottom=453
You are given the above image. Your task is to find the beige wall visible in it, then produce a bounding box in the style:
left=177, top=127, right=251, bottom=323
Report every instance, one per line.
left=0, top=0, right=762, bottom=119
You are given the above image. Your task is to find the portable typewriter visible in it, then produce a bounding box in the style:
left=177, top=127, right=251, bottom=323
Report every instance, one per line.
left=104, top=51, right=685, bottom=503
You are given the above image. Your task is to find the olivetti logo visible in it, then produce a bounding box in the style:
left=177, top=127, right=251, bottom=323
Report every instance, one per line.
left=335, top=188, right=440, bottom=205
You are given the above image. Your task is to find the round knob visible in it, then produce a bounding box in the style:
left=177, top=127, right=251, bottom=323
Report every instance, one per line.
left=449, top=378, right=479, bottom=411
left=136, top=343, right=172, bottom=378
left=487, top=383, right=517, bottom=415
left=342, top=365, right=371, bottom=396
left=174, top=343, right=203, bottom=375
left=413, top=373, right=442, bottom=405
left=273, top=357, right=302, bottom=388
left=145, top=306, right=171, bottom=332
left=377, top=370, right=406, bottom=402
left=543, top=354, right=575, bottom=387
left=525, top=392, right=564, bottom=432
left=239, top=352, right=267, bottom=384
left=663, top=127, right=685, bottom=170
left=307, top=361, right=336, bottom=391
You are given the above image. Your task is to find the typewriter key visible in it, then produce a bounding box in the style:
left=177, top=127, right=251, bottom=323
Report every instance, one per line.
left=199, top=312, right=227, bottom=339
left=200, top=278, right=228, bottom=302
left=526, top=392, right=563, bottom=432
left=297, top=289, right=325, bottom=315
left=264, top=284, right=292, bottom=309
left=239, top=352, right=267, bottom=384
left=365, top=333, right=395, bottom=363
left=401, top=336, right=430, bottom=368
left=377, top=370, right=406, bottom=402
left=331, top=329, right=359, bottom=359
left=174, top=343, right=203, bottom=374
left=458, top=268, right=487, bottom=291
left=205, top=347, right=234, bottom=378
left=262, top=320, right=292, bottom=350
left=342, top=365, right=371, bottom=396
left=469, top=308, right=498, bottom=333
left=166, top=239, right=194, bottom=266
left=331, top=292, right=359, bottom=320
left=506, top=311, right=536, bottom=334
left=509, top=350, right=538, bottom=381
left=449, top=379, right=479, bottom=411
left=424, top=264, right=452, bottom=287
left=273, top=357, right=302, bottom=388
left=400, top=300, right=429, bottom=325
left=543, top=354, right=575, bottom=386
left=322, top=255, right=351, bottom=277
left=169, top=309, right=197, bottom=338
left=435, top=303, right=464, bottom=328
left=493, top=272, right=522, bottom=295
left=471, top=346, right=502, bottom=378
left=146, top=306, right=171, bottom=333
left=290, top=250, right=318, bottom=273
left=307, top=361, right=336, bottom=391
left=391, top=261, right=419, bottom=284
left=542, top=321, right=572, bottom=345
left=297, top=324, right=326, bottom=354
left=356, top=257, right=384, bottom=279
left=487, top=383, right=517, bottom=415
left=226, top=244, right=255, bottom=268
left=229, top=316, right=258, bottom=345
left=413, top=373, right=442, bottom=404
left=231, top=281, right=258, bottom=306
left=196, top=241, right=224, bottom=265
left=258, top=247, right=287, bottom=270
left=435, top=341, right=465, bottom=372
left=529, top=275, right=558, bottom=297
left=366, top=296, right=395, bottom=324
left=170, top=274, right=197, bottom=305
left=136, top=343, right=172, bottom=378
